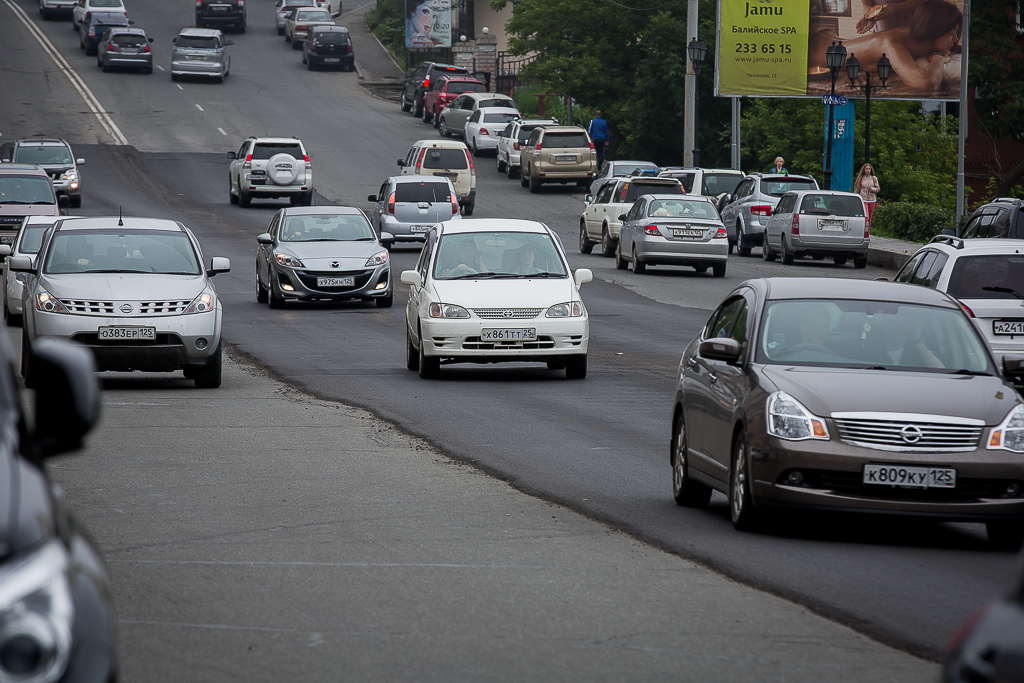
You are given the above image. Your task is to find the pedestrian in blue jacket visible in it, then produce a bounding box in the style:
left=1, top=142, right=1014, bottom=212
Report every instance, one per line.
left=588, top=110, right=610, bottom=169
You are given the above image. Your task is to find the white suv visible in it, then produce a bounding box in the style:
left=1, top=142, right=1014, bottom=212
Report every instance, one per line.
left=227, top=137, right=312, bottom=207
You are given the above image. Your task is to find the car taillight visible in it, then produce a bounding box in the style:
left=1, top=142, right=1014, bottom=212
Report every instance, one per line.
left=450, top=193, right=459, bottom=215
left=107, top=41, right=115, bottom=50
left=415, top=148, right=426, bottom=172
left=479, top=127, right=489, bottom=136
left=196, top=0, right=201, bottom=4
left=296, top=24, right=308, bottom=31
left=957, top=299, right=976, bottom=318
left=387, top=192, right=395, bottom=214
left=589, top=141, right=595, bottom=150
left=535, top=143, right=542, bottom=151
left=143, top=43, right=149, bottom=52
left=644, top=225, right=659, bottom=236
left=89, top=27, right=96, bottom=35
left=791, top=215, right=800, bottom=235
left=465, top=150, right=474, bottom=172
left=513, top=142, right=521, bottom=150
left=715, top=227, right=728, bottom=239
left=864, top=224, right=870, bottom=238
left=310, top=40, right=316, bottom=48
left=751, top=205, right=772, bottom=216
left=422, top=77, right=430, bottom=88
left=243, top=153, right=252, bottom=169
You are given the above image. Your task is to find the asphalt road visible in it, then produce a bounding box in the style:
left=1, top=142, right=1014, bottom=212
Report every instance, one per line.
left=0, top=0, right=1016, bottom=661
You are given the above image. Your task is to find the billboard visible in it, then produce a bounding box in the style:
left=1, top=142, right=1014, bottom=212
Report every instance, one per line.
left=715, top=0, right=964, bottom=100
left=405, top=0, right=453, bottom=49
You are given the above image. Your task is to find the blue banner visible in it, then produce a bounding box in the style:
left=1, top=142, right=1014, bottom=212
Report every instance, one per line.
left=823, top=101, right=854, bottom=192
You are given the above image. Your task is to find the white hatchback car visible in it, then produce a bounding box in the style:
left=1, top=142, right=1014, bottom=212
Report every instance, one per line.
left=464, top=108, right=520, bottom=157
left=401, top=219, right=593, bottom=379
left=894, top=237, right=1024, bottom=365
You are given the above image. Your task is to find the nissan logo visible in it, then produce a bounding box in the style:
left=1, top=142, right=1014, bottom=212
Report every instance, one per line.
left=502, top=310, right=514, bottom=318
left=900, top=424, right=923, bottom=444
left=120, top=303, right=133, bottom=314
left=331, top=261, right=340, bottom=268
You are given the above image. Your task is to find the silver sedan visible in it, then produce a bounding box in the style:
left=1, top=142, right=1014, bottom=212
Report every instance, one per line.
left=616, top=194, right=729, bottom=277
left=255, top=206, right=394, bottom=308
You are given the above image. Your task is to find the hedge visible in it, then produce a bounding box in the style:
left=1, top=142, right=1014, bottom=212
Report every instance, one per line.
left=871, top=201, right=954, bottom=243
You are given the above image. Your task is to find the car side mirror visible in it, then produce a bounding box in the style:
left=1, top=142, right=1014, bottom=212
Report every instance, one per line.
left=256, top=233, right=274, bottom=245
left=227, top=151, right=236, bottom=159
left=0, top=245, right=11, bottom=258
left=31, top=339, right=100, bottom=460
left=172, top=36, right=177, bottom=43
left=128, top=19, right=134, bottom=24
left=367, top=194, right=378, bottom=202
left=1003, top=355, right=1024, bottom=377
left=8, top=256, right=34, bottom=273
left=873, top=276, right=889, bottom=282
left=699, top=337, right=742, bottom=365
left=58, top=195, right=70, bottom=208
left=332, top=10, right=340, bottom=17
left=397, top=159, right=406, bottom=167
left=941, top=228, right=955, bottom=236
left=76, top=158, right=85, bottom=165
left=584, top=194, right=594, bottom=203
left=400, top=270, right=421, bottom=287
left=574, top=268, right=593, bottom=287
left=226, top=40, right=234, bottom=46
left=618, top=214, right=627, bottom=221
left=148, top=37, right=155, bottom=42
left=380, top=232, right=394, bottom=244
left=206, top=257, right=231, bottom=277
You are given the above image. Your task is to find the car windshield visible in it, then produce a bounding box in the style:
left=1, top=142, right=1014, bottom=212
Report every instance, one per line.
left=252, top=143, right=303, bottom=160
left=279, top=214, right=375, bottom=242
left=44, top=230, right=201, bottom=275
left=17, top=225, right=51, bottom=254
left=447, top=82, right=484, bottom=94
left=484, top=112, right=519, bottom=124
left=647, top=199, right=717, bottom=219
left=422, top=148, right=468, bottom=170
left=946, top=255, right=1024, bottom=300
left=478, top=99, right=514, bottom=108
left=542, top=133, right=588, bottom=149
left=761, top=178, right=817, bottom=196
left=433, top=231, right=568, bottom=280
left=701, top=173, right=743, bottom=196
left=0, top=176, right=56, bottom=205
left=14, top=146, right=73, bottom=165
left=296, top=10, right=331, bottom=20
left=175, top=35, right=220, bottom=49
left=617, top=182, right=682, bottom=204
left=757, top=299, right=991, bottom=374
left=395, top=182, right=451, bottom=203
left=799, top=194, right=864, bottom=217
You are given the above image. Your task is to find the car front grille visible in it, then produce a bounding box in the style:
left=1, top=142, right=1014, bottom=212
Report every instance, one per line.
left=831, top=412, right=983, bottom=453
left=472, top=308, right=542, bottom=319
left=462, top=335, right=555, bottom=350
left=61, top=299, right=115, bottom=315
left=0, top=216, right=24, bottom=227
left=139, top=300, right=191, bottom=314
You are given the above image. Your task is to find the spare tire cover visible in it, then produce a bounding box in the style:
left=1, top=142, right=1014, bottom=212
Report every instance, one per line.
left=267, top=153, right=300, bottom=185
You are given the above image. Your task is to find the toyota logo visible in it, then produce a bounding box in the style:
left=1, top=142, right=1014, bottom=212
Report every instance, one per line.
left=120, top=303, right=133, bottom=314
left=331, top=261, right=340, bottom=268
left=900, top=425, right=923, bottom=444
left=502, top=310, right=514, bottom=318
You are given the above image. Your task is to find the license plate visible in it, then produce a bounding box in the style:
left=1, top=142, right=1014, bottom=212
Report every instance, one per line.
left=672, top=228, right=704, bottom=238
left=187, top=55, right=205, bottom=60
left=411, top=225, right=430, bottom=233
left=554, top=155, right=576, bottom=162
left=122, top=47, right=138, bottom=53
left=324, top=57, right=340, bottom=63
left=994, top=320, right=1024, bottom=335
left=819, top=219, right=847, bottom=230
left=481, top=328, right=537, bottom=341
left=862, top=464, right=956, bottom=489
left=245, top=173, right=265, bottom=180
left=211, top=5, right=228, bottom=9
left=317, top=277, right=355, bottom=287
left=98, top=326, right=156, bottom=341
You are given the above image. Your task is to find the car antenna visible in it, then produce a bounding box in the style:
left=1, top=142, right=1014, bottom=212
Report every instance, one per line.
left=118, top=206, right=123, bottom=227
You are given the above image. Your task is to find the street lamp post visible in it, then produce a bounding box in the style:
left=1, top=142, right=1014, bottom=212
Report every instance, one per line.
left=845, top=52, right=892, bottom=165
left=687, top=38, right=707, bottom=168
left=823, top=40, right=847, bottom=191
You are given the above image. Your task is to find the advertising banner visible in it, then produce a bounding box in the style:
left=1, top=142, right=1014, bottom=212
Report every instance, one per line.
left=715, top=0, right=963, bottom=101
left=405, top=0, right=453, bottom=49
left=824, top=101, right=855, bottom=192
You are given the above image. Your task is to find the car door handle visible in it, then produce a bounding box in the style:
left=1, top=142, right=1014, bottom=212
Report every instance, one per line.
left=708, top=372, right=718, bottom=384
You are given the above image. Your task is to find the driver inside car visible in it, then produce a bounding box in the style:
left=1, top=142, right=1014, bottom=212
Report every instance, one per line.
left=439, top=239, right=487, bottom=277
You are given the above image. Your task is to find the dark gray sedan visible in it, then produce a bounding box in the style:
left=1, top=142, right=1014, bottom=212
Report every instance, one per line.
left=97, top=27, right=154, bottom=73
left=255, top=206, right=394, bottom=308
left=671, top=277, right=1024, bottom=549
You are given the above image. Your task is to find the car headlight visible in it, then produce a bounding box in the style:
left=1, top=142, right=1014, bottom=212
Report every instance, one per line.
left=365, top=250, right=389, bottom=267
left=184, top=287, right=216, bottom=315
left=766, top=391, right=829, bottom=441
left=0, top=540, right=74, bottom=683
left=545, top=302, right=583, bottom=318
left=274, top=253, right=304, bottom=268
left=428, top=303, right=470, bottom=319
left=59, top=171, right=77, bottom=181
left=34, top=290, right=67, bottom=314
left=988, top=404, right=1024, bottom=453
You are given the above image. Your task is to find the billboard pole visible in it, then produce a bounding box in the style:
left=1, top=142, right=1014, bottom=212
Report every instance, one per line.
left=731, top=97, right=740, bottom=170
left=956, top=0, right=970, bottom=222
left=684, top=0, right=698, bottom=167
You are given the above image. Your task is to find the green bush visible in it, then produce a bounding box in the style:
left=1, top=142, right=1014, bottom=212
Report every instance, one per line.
left=511, top=86, right=594, bottom=127
left=365, top=0, right=406, bottom=67
left=872, top=202, right=954, bottom=243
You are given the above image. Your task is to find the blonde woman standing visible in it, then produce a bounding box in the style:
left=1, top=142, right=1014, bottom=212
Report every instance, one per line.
left=855, top=163, right=880, bottom=226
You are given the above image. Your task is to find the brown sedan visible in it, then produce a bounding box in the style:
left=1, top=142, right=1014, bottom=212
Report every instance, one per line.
left=671, top=277, right=1024, bottom=549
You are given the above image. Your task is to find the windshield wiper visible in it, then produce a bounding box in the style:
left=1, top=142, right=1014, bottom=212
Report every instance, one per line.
left=983, top=286, right=1024, bottom=300
left=949, top=368, right=991, bottom=376
left=446, top=272, right=504, bottom=280
left=862, top=365, right=890, bottom=370
left=83, top=269, right=155, bottom=274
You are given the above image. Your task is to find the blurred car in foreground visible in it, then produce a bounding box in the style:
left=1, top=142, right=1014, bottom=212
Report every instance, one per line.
left=944, top=564, right=1024, bottom=682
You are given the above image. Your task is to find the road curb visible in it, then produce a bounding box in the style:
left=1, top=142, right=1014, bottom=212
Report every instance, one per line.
left=867, top=245, right=915, bottom=271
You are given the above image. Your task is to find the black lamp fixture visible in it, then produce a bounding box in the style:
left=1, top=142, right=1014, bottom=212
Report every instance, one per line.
left=843, top=51, right=893, bottom=165
left=822, top=41, right=847, bottom=190
left=687, top=37, right=707, bottom=168
left=825, top=40, right=848, bottom=70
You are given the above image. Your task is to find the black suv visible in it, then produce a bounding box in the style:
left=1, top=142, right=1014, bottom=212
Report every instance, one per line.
left=196, top=0, right=246, bottom=32
left=400, top=62, right=469, bottom=119
left=957, top=197, right=1024, bottom=239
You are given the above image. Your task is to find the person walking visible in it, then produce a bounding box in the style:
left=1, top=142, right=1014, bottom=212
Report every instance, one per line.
left=588, top=110, right=610, bottom=170
left=854, top=163, right=881, bottom=226
left=768, top=156, right=788, bottom=174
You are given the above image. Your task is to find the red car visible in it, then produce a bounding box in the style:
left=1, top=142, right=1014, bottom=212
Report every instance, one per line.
left=422, top=76, right=486, bottom=127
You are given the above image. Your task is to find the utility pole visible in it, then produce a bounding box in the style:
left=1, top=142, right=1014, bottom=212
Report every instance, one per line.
left=956, top=0, right=970, bottom=222
left=731, top=97, right=741, bottom=170
left=683, top=0, right=698, bottom=167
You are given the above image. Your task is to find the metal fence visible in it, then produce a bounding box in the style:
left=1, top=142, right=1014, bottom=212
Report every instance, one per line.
left=495, top=52, right=536, bottom=97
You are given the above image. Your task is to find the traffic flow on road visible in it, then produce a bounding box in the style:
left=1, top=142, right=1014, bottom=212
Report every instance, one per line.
left=1, top=0, right=1023, bottom=680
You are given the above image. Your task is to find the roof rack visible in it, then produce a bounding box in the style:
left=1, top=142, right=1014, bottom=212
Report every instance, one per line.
left=993, top=197, right=1023, bottom=205
left=929, top=234, right=965, bottom=249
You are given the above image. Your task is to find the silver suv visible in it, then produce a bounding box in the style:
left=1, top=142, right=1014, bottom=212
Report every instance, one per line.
left=719, top=172, right=818, bottom=256
left=1, top=138, right=84, bottom=207
left=227, top=137, right=312, bottom=207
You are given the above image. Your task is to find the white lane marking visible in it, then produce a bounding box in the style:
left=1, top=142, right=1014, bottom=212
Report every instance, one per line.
left=195, top=104, right=204, bottom=111
left=176, top=83, right=184, bottom=90
left=156, top=65, right=164, bottom=71
left=217, top=127, right=227, bottom=136
left=1, top=0, right=127, bottom=146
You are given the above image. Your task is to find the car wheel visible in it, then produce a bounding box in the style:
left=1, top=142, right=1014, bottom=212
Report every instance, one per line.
left=255, top=265, right=268, bottom=303
left=21, top=326, right=35, bottom=387
left=229, top=174, right=239, bottom=204
left=432, top=111, right=439, bottom=129
left=833, top=255, right=848, bottom=266
left=406, top=329, right=419, bottom=371
left=239, top=186, right=251, bottom=207
left=418, top=329, right=440, bottom=379
left=729, top=431, right=759, bottom=531
left=463, top=203, right=474, bottom=216
left=268, top=282, right=285, bottom=308
left=237, top=21, right=246, bottom=32
left=600, top=226, right=615, bottom=257
left=780, top=236, right=794, bottom=265
left=496, top=155, right=506, bottom=174
left=712, top=263, right=726, bottom=278
left=376, top=293, right=393, bottom=308
left=291, top=40, right=302, bottom=50
left=520, top=168, right=529, bottom=188
left=579, top=221, right=594, bottom=254
left=171, top=73, right=180, bottom=81
left=506, top=162, right=517, bottom=179
left=302, top=52, right=307, bottom=64
left=565, top=354, right=587, bottom=379
left=672, top=413, right=713, bottom=507
left=438, top=118, right=451, bottom=137
left=762, top=231, right=776, bottom=261
left=413, top=98, right=424, bottom=119
left=614, top=240, right=627, bottom=269
left=193, top=344, right=223, bottom=388
left=631, top=246, right=646, bottom=274
left=694, top=265, right=708, bottom=273
left=69, top=195, right=81, bottom=208
left=853, top=254, right=868, bottom=269
left=277, top=26, right=285, bottom=36
left=300, top=191, right=313, bottom=206
left=144, top=66, right=153, bottom=74
left=285, top=32, right=291, bottom=42
left=422, top=106, right=432, bottom=124
left=728, top=240, right=734, bottom=255
left=400, top=92, right=411, bottom=112
left=987, top=522, right=1024, bottom=551
left=546, top=359, right=565, bottom=370
left=738, top=226, right=752, bottom=257
left=4, top=299, right=21, bottom=328
left=528, top=173, right=541, bottom=193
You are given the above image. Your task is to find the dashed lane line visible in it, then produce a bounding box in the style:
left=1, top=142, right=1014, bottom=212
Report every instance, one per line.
left=2, top=0, right=128, bottom=146
left=217, top=127, right=227, bottom=136
left=195, top=104, right=204, bottom=111
left=176, top=83, right=184, bottom=90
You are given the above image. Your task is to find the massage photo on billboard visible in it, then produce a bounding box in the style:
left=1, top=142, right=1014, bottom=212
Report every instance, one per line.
left=405, top=0, right=453, bottom=48
left=715, top=0, right=963, bottom=100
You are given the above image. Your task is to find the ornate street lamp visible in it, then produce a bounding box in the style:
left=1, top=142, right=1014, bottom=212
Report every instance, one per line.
left=688, top=37, right=707, bottom=168
left=823, top=41, right=847, bottom=191
left=845, top=52, right=892, bottom=165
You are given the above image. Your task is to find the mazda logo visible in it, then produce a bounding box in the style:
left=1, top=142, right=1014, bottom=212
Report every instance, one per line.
left=900, top=425, right=923, bottom=444
left=331, top=261, right=340, bottom=268
left=502, top=310, right=514, bottom=318
left=120, top=303, right=133, bottom=314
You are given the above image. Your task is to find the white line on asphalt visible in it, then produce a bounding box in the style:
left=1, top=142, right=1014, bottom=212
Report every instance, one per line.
left=109, top=559, right=567, bottom=569
left=217, top=127, right=227, bottom=136
left=156, top=65, right=164, bottom=71
left=195, top=104, right=204, bottom=112
left=176, top=84, right=183, bottom=90
left=119, top=619, right=302, bottom=634
left=1, top=0, right=128, bottom=146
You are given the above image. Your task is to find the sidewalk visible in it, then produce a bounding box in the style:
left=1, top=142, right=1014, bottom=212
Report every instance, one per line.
left=868, top=234, right=921, bottom=271
left=343, top=1, right=405, bottom=101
